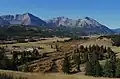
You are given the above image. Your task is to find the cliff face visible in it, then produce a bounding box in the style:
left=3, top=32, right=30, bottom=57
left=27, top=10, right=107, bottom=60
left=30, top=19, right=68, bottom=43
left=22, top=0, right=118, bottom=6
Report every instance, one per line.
left=47, top=17, right=114, bottom=34
left=0, top=13, right=47, bottom=26
left=21, top=13, right=47, bottom=26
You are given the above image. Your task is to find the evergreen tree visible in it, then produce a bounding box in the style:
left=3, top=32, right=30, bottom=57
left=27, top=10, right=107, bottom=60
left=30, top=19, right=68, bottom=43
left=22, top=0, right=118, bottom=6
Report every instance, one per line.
left=23, top=63, right=29, bottom=72
left=103, top=60, right=113, bottom=77
left=12, top=52, right=19, bottom=66
left=110, top=51, right=116, bottom=77
left=62, top=54, right=71, bottom=74
left=86, top=51, right=102, bottom=77
left=88, top=45, right=92, bottom=52
left=0, top=47, right=5, bottom=60
left=55, top=44, right=59, bottom=51
left=80, top=45, right=84, bottom=53
left=83, top=51, right=88, bottom=63
left=104, top=49, right=117, bottom=78
left=80, top=45, right=84, bottom=50
left=106, top=47, right=112, bottom=58
left=32, top=48, right=39, bottom=57
left=116, top=58, right=120, bottom=77
left=95, top=45, right=100, bottom=52
left=94, top=60, right=102, bottom=77
left=85, top=60, right=93, bottom=76
left=74, top=53, right=81, bottom=71
left=91, top=51, right=100, bottom=76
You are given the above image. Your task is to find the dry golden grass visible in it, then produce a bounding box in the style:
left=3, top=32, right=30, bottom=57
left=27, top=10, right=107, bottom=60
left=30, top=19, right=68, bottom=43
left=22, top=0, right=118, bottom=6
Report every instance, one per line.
left=0, top=70, right=119, bottom=79
left=0, top=37, right=70, bottom=53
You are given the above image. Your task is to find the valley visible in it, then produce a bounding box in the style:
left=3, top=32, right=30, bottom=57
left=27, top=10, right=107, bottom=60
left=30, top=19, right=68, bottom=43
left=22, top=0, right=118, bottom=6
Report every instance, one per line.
left=0, top=35, right=120, bottom=79
left=0, top=0, right=119, bottom=79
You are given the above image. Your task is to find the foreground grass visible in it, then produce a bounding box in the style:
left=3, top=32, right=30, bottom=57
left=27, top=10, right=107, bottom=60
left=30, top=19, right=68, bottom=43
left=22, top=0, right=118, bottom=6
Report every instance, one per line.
left=0, top=70, right=119, bottom=79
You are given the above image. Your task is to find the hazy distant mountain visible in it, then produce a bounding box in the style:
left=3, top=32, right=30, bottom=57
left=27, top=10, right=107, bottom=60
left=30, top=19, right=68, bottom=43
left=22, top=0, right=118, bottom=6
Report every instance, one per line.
left=1, top=14, right=22, bottom=25
left=112, top=28, right=120, bottom=34
left=47, top=16, right=114, bottom=34
left=0, top=17, right=10, bottom=25
left=0, top=13, right=47, bottom=26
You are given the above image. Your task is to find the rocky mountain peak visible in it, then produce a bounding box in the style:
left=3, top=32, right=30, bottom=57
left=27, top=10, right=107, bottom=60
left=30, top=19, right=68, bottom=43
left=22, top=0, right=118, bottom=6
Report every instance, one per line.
left=0, top=13, right=47, bottom=26
left=77, top=16, right=103, bottom=28
left=84, top=16, right=91, bottom=20
left=21, top=13, right=47, bottom=26
left=47, top=16, right=114, bottom=34
left=23, top=13, right=34, bottom=17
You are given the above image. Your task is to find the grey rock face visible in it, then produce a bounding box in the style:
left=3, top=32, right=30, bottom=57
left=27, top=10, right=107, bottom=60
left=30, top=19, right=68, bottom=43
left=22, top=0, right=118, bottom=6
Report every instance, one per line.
left=46, top=16, right=76, bottom=27
left=0, top=13, right=47, bottom=26
left=22, top=13, right=47, bottom=26
left=47, top=16, right=114, bottom=34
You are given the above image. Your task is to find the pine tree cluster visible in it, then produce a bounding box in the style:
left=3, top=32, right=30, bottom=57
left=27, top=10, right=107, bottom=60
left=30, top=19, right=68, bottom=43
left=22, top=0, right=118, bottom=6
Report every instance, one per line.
left=62, top=45, right=120, bottom=78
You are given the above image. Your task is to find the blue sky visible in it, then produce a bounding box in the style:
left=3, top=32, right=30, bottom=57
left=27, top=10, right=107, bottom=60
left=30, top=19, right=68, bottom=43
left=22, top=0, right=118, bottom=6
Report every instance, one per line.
left=0, top=0, right=120, bottom=28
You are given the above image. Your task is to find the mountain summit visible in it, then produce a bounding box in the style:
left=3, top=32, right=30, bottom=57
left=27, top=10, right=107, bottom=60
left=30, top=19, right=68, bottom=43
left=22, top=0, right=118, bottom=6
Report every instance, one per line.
left=47, top=16, right=113, bottom=34
left=0, top=13, right=47, bottom=26
left=22, top=13, right=47, bottom=26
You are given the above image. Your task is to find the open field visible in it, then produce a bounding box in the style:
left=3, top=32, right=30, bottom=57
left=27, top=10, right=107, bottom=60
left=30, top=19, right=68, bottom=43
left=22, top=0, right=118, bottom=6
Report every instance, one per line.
left=0, top=37, right=70, bottom=47
left=1, top=36, right=119, bottom=53
left=0, top=37, right=70, bottom=53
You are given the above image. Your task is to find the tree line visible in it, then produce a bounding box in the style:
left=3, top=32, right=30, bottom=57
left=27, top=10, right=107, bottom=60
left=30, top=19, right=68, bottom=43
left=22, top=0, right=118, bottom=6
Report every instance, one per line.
left=62, top=45, right=120, bottom=78
left=0, top=47, right=41, bottom=71
left=98, top=35, right=120, bottom=46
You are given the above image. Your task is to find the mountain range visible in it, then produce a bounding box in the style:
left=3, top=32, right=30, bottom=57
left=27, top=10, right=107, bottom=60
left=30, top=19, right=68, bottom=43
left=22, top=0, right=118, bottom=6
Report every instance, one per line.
left=47, top=16, right=113, bottom=34
left=0, top=13, right=115, bottom=34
